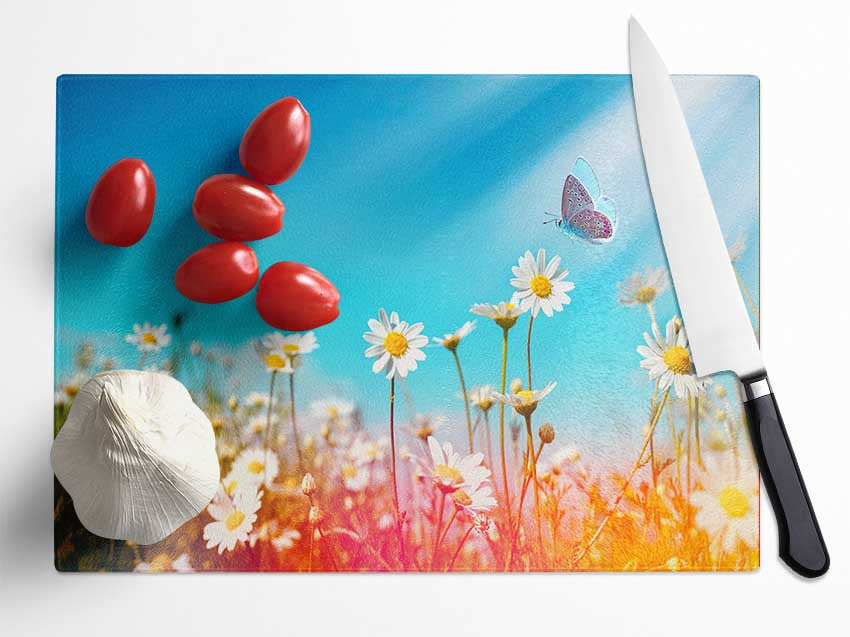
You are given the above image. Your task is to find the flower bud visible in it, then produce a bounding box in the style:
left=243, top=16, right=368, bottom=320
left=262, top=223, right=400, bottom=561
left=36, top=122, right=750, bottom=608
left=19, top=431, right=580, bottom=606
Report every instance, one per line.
left=308, top=505, right=320, bottom=524
left=538, top=423, right=555, bottom=444
left=301, top=472, right=317, bottom=497
left=509, top=378, right=523, bottom=394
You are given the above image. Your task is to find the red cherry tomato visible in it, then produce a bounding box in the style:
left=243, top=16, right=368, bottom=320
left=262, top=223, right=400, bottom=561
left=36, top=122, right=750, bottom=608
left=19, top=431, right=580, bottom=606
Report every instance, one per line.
left=175, top=242, right=259, bottom=304
left=255, top=262, right=340, bottom=330
left=239, top=97, right=311, bottom=185
left=85, top=158, right=156, bottom=246
left=193, top=174, right=284, bottom=241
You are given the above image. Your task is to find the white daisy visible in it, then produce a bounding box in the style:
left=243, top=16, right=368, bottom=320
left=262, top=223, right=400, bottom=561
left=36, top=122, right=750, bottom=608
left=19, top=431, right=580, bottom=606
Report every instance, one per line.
left=340, top=460, right=370, bottom=492
left=363, top=308, right=428, bottom=379
left=617, top=267, right=670, bottom=306
left=134, top=552, right=193, bottom=573
left=240, top=414, right=277, bottom=445
left=247, top=520, right=277, bottom=548
left=470, top=301, right=527, bottom=330
left=54, top=372, right=88, bottom=406
left=348, top=435, right=387, bottom=465
left=427, top=436, right=490, bottom=494
left=220, top=470, right=252, bottom=499
left=468, top=385, right=495, bottom=413
left=510, top=249, right=575, bottom=318
left=255, top=341, right=296, bottom=374
left=433, top=320, right=476, bottom=351
left=692, top=459, right=759, bottom=553
left=450, top=479, right=497, bottom=514
left=491, top=382, right=557, bottom=417
left=405, top=413, right=443, bottom=442
left=310, top=398, right=355, bottom=429
left=264, top=331, right=319, bottom=358
left=243, top=391, right=270, bottom=410
left=230, top=446, right=279, bottom=488
left=272, top=529, right=301, bottom=551
left=216, top=439, right=238, bottom=462
left=538, top=445, right=582, bottom=477
left=637, top=317, right=710, bottom=399
left=125, top=322, right=171, bottom=352
left=203, top=486, right=262, bottom=554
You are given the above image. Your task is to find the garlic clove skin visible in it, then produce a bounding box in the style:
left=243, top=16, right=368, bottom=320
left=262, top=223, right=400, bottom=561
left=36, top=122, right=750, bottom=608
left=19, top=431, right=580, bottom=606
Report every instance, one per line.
left=51, top=370, right=220, bottom=545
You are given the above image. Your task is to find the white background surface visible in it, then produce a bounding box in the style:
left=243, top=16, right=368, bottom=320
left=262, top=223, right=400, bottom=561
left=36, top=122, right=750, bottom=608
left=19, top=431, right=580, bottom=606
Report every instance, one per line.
left=0, top=0, right=848, bottom=634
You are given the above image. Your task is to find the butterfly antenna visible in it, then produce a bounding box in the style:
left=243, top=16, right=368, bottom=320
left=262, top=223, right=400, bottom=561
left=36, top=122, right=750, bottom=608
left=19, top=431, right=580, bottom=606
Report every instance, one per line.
left=542, top=211, right=559, bottom=225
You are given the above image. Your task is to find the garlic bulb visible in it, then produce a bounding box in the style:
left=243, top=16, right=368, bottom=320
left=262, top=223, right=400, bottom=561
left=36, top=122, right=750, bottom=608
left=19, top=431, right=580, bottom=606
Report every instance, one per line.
left=51, top=370, right=220, bottom=544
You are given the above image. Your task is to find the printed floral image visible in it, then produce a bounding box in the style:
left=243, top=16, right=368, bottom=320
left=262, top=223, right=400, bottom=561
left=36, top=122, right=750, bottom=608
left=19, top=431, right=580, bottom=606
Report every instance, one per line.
left=54, top=74, right=760, bottom=573
left=54, top=241, right=760, bottom=572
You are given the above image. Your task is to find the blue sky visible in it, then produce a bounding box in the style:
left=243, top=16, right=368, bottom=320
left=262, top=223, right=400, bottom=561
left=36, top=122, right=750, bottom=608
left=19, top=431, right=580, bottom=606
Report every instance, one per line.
left=55, top=75, right=758, bottom=455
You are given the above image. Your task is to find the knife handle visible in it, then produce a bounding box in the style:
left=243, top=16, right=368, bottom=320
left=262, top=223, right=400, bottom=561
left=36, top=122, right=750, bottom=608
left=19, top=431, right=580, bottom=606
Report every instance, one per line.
left=742, top=374, right=829, bottom=578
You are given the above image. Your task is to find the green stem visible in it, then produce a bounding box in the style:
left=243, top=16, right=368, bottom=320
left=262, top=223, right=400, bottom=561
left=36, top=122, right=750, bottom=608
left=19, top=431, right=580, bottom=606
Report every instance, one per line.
left=483, top=409, right=494, bottom=476
left=669, top=400, right=681, bottom=494
left=525, top=414, right=543, bottom=558
left=289, top=372, right=303, bottom=470
left=447, top=525, right=475, bottom=571
left=389, top=377, right=406, bottom=567
left=695, top=394, right=702, bottom=468
left=649, top=379, right=659, bottom=489
left=526, top=315, right=534, bottom=390
left=514, top=442, right=544, bottom=543
left=498, top=328, right=511, bottom=522
left=452, top=349, right=474, bottom=454
left=437, top=508, right=458, bottom=549
left=431, top=490, right=446, bottom=570
left=308, top=522, right=314, bottom=572
left=263, top=370, right=278, bottom=485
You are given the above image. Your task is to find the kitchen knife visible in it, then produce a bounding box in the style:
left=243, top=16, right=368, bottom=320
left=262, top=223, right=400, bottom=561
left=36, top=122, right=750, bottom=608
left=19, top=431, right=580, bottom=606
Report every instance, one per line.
left=629, top=18, right=829, bottom=577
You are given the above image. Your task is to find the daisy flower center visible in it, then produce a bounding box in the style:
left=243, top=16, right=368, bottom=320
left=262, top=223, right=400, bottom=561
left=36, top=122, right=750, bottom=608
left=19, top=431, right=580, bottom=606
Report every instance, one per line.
left=662, top=345, right=691, bottom=375
left=476, top=397, right=493, bottom=410
left=142, top=332, right=158, bottom=344
left=265, top=353, right=286, bottom=369
left=66, top=385, right=80, bottom=398
left=384, top=331, right=408, bottom=357
left=516, top=390, right=536, bottom=405
left=342, top=463, right=357, bottom=479
left=636, top=286, right=657, bottom=304
left=247, top=460, right=265, bottom=474
left=529, top=274, right=552, bottom=298
left=224, top=479, right=239, bottom=495
left=225, top=510, right=246, bottom=531
left=415, top=424, right=434, bottom=440
left=434, top=464, right=463, bottom=484
left=718, top=486, right=749, bottom=518
left=451, top=489, right=472, bottom=507
left=442, top=335, right=460, bottom=350
left=282, top=344, right=300, bottom=354
left=326, top=406, right=339, bottom=419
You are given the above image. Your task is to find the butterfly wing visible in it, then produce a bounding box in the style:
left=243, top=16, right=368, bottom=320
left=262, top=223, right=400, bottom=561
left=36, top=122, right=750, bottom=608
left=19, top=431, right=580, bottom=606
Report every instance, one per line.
left=564, top=209, right=614, bottom=243
left=596, top=195, right=617, bottom=233
left=571, top=157, right=601, bottom=201
left=561, top=157, right=602, bottom=221
left=561, top=174, right=593, bottom=222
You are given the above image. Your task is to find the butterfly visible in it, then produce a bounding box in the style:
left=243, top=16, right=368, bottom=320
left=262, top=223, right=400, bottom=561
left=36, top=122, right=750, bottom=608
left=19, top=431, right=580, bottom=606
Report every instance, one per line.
left=544, top=157, right=617, bottom=244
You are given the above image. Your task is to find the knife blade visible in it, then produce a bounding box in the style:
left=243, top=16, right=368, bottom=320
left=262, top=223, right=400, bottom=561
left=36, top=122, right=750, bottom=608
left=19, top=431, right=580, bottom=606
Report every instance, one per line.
left=629, top=17, right=829, bottom=577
